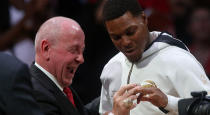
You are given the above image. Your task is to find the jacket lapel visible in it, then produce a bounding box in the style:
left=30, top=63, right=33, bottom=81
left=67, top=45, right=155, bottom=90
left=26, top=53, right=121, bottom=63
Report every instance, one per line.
left=30, top=65, right=81, bottom=115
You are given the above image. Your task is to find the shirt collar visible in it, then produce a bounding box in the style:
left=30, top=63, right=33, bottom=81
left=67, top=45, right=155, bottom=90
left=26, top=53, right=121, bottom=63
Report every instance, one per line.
left=34, top=62, right=63, bottom=91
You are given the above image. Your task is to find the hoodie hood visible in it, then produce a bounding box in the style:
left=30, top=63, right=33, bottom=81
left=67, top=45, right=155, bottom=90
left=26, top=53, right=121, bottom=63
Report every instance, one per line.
left=125, top=31, right=189, bottom=65
left=142, top=31, right=189, bottom=61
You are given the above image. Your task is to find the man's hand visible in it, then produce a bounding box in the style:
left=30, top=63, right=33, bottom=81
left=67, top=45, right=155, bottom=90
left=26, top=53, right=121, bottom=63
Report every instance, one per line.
left=111, top=84, right=141, bottom=115
left=137, top=87, right=168, bottom=108
left=104, top=84, right=168, bottom=115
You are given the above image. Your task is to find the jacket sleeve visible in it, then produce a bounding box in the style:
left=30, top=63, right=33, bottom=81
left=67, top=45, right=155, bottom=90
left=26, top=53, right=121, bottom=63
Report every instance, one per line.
left=7, top=64, right=44, bottom=115
left=33, top=91, right=61, bottom=115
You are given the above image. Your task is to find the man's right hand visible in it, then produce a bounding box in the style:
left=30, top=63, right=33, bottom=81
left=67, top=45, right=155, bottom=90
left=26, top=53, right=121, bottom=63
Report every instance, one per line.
left=108, top=84, right=141, bottom=115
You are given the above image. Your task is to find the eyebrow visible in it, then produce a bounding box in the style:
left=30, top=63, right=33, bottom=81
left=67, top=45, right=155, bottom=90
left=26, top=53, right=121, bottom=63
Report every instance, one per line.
left=108, top=22, right=138, bottom=36
left=125, top=25, right=137, bottom=32
left=110, top=25, right=137, bottom=36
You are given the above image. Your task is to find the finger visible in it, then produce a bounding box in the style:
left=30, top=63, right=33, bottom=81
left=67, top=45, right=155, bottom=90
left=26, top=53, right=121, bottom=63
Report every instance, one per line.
left=135, top=87, right=153, bottom=104
left=141, top=94, right=151, bottom=101
left=127, top=95, right=138, bottom=101
left=138, top=93, right=156, bottom=102
left=122, top=95, right=138, bottom=109
left=137, top=93, right=143, bottom=104
left=137, top=91, right=155, bottom=104
left=123, top=85, right=141, bottom=98
left=137, top=87, right=156, bottom=95
left=116, top=84, right=137, bottom=96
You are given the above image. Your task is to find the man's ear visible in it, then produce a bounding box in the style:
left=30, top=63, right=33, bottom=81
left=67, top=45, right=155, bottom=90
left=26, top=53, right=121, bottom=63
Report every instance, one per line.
left=41, top=40, right=50, bottom=61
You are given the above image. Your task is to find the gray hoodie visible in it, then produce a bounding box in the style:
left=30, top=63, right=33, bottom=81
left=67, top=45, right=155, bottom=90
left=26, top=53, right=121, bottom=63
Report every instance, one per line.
left=99, top=31, right=210, bottom=115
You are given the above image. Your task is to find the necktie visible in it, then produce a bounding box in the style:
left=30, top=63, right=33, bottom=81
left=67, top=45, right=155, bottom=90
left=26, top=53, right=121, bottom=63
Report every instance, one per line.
left=63, top=87, right=76, bottom=107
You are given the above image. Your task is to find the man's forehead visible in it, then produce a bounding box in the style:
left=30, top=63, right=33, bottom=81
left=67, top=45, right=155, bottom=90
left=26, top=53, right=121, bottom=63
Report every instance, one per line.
left=61, top=22, right=83, bottom=37
left=71, top=25, right=80, bottom=31
left=105, top=13, right=140, bottom=33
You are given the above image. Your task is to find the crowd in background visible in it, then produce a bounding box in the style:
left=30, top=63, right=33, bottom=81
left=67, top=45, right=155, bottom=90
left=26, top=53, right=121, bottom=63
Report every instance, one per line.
left=0, top=0, right=210, bottom=104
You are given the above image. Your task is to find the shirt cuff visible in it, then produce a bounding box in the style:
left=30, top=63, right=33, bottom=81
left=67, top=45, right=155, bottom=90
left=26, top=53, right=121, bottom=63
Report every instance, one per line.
left=165, top=95, right=180, bottom=113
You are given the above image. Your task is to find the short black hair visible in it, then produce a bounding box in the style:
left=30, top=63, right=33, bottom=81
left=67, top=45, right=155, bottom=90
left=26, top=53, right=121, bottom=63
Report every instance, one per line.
left=102, top=0, right=143, bottom=21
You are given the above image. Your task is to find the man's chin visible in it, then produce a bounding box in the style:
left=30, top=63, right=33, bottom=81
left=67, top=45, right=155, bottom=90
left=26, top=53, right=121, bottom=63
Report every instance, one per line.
left=127, top=55, right=142, bottom=63
left=62, top=80, right=73, bottom=87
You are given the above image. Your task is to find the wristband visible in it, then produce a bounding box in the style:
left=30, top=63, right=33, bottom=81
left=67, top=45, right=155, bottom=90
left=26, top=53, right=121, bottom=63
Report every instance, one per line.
left=159, top=107, right=169, bottom=114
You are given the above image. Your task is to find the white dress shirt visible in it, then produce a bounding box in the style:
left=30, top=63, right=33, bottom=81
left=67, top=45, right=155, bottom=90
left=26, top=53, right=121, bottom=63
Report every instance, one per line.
left=34, top=62, right=63, bottom=91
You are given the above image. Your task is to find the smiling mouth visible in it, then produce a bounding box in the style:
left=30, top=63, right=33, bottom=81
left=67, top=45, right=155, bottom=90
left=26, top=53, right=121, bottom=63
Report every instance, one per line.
left=124, top=49, right=135, bottom=54
left=70, top=69, right=74, bottom=74
left=67, top=67, right=75, bottom=74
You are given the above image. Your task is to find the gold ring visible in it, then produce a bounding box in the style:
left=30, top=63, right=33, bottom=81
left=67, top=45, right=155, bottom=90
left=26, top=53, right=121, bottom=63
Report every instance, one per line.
left=123, top=98, right=133, bottom=108
left=141, top=80, right=157, bottom=88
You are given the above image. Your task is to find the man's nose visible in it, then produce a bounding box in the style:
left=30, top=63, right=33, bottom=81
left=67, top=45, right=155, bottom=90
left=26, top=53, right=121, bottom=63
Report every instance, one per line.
left=76, top=53, right=84, bottom=64
left=122, top=36, right=132, bottom=48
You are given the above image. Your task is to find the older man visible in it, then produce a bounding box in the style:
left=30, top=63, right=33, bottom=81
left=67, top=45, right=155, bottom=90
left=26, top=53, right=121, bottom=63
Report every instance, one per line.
left=30, top=16, right=92, bottom=115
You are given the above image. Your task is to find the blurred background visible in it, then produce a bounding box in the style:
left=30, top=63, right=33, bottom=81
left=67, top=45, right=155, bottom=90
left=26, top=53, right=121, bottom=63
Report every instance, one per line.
left=0, top=0, right=210, bottom=104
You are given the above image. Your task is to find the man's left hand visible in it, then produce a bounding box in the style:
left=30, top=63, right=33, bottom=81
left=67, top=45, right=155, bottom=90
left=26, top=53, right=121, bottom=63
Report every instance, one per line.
left=137, top=87, right=168, bottom=108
